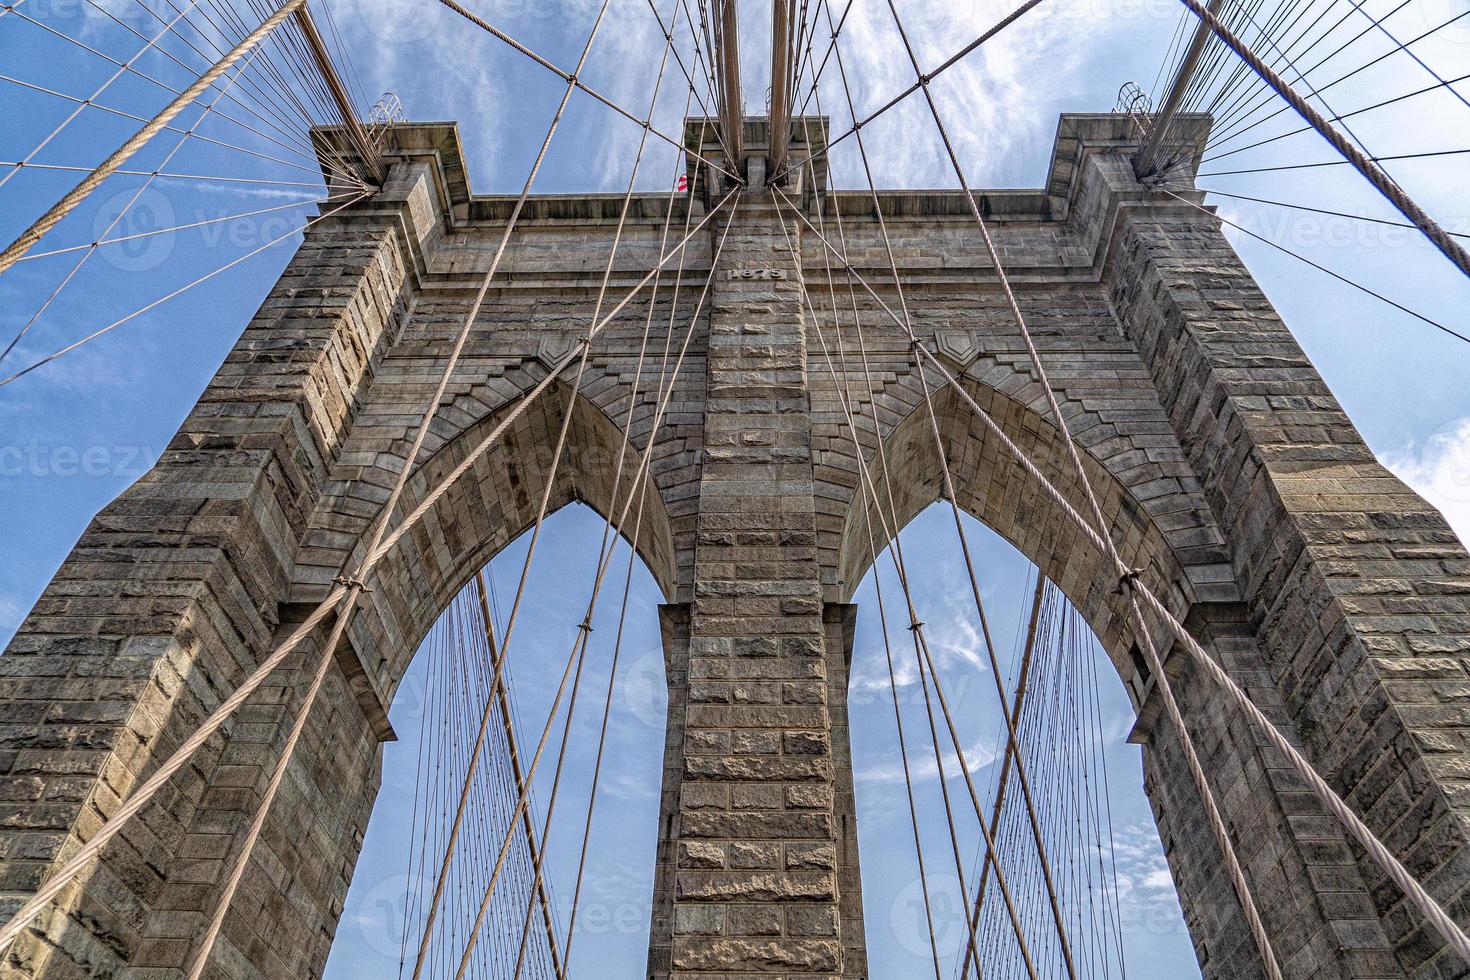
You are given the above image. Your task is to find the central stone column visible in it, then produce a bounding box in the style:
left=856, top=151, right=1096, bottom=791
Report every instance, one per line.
left=647, top=192, right=863, bottom=977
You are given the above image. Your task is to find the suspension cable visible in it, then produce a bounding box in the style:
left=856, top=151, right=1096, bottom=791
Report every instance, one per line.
left=0, top=0, right=310, bottom=276
left=781, top=195, right=1470, bottom=964
left=1171, top=0, right=1470, bottom=279
left=1158, top=186, right=1468, bottom=342
left=804, top=10, right=1081, bottom=969
left=779, top=182, right=1283, bottom=975
left=1, top=43, right=272, bottom=362
left=432, top=0, right=736, bottom=181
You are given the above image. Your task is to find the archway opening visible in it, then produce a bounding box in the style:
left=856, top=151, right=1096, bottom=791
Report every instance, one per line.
left=847, top=501, right=1198, bottom=978
left=324, top=503, right=670, bottom=978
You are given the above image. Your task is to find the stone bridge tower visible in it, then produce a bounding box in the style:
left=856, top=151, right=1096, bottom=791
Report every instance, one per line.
left=3, top=113, right=1470, bottom=980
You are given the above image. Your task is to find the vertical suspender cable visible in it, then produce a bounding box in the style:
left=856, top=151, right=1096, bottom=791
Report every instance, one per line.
left=959, top=573, right=1047, bottom=980
left=473, top=572, right=564, bottom=976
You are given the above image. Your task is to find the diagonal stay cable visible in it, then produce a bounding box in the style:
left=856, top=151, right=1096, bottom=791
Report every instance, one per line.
left=11, top=191, right=367, bottom=265
left=1, top=3, right=341, bottom=176
left=0, top=0, right=311, bottom=277
left=773, top=0, right=1047, bottom=186
left=1203, top=70, right=1470, bottom=165
left=1207, top=6, right=1470, bottom=151
left=879, top=0, right=1461, bottom=959
left=0, top=43, right=272, bottom=363
left=472, top=571, right=563, bottom=978
left=1173, top=0, right=1470, bottom=279
left=795, top=92, right=1038, bottom=969
left=416, top=145, right=723, bottom=973
left=557, top=80, right=707, bottom=980
left=788, top=0, right=856, bottom=122
left=314, top=0, right=603, bottom=963
left=194, top=0, right=664, bottom=953
left=0, top=73, right=347, bottom=181
left=778, top=106, right=1046, bottom=967
left=77, top=0, right=347, bottom=182
left=0, top=161, right=348, bottom=187
left=433, top=0, right=736, bottom=181
left=475, top=177, right=723, bottom=976
left=810, top=5, right=1078, bottom=969
left=1214, top=0, right=1396, bottom=182
left=1198, top=146, right=1470, bottom=175
left=778, top=185, right=1470, bottom=968
left=1196, top=186, right=1470, bottom=240
left=442, top=10, right=682, bottom=975
left=1199, top=0, right=1342, bottom=143
left=0, top=174, right=736, bottom=960
left=1158, top=186, right=1468, bottom=341
left=767, top=180, right=1004, bottom=976
left=778, top=180, right=1282, bottom=975
left=0, top=189, right=369, bottom=388
left=554, top=156, right=715, bottom=973
left=1206, top=0, right=1413, bottom=141
left=446, top=194, right=742, bottom=978
left=642, top=0, right=733, bottom=163
left=779, top=138, right=958, bottom=980
left=959, top=573, right=1048, bottom=980
left=1339, top=0, right=1468, bottom=112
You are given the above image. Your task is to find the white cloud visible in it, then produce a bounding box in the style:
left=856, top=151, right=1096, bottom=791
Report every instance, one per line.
left=1382, top=418, right=1470, bottom=547
left=799, top=0, right=1130, bottom=189
left=0, top=594, right=26, bottom=647
left=330, top=0, right=507, bottom=186
left=1106, top=819, right=1181, bottom=910
left=857, top=733, right=999, bottom=786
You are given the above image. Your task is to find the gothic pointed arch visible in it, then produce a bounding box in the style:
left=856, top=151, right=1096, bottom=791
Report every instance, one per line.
left=835, top=371, right=1230, bottom=701
left=290, top=375, right=680, bottom=713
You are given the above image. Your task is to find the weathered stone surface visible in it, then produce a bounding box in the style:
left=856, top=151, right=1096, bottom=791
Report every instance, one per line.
left=671, top=937, right=842, bottom=972
left=675, top=871, right=836, bottom=903
left=786, top=843, right=837, bottom=871
left=679, top=842, right=725, bottom=870
left=684, top=755, right=832, bottom=782
left=729, top=842, right=781, bottom=870
left=3, top=113, right=1466, bottom=980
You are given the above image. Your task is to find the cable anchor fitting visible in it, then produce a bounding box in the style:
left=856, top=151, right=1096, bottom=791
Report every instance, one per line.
left=333, top=574, right=374, bottom=594
left=1114, top=567, right=1143, bottom=595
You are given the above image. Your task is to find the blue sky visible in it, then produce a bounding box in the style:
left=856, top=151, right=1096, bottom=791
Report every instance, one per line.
left=1, top=0, right=1468, bottom=976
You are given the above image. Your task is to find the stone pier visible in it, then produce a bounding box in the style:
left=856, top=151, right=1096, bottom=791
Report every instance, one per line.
left=2, top=115, right=1469, bottom=979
